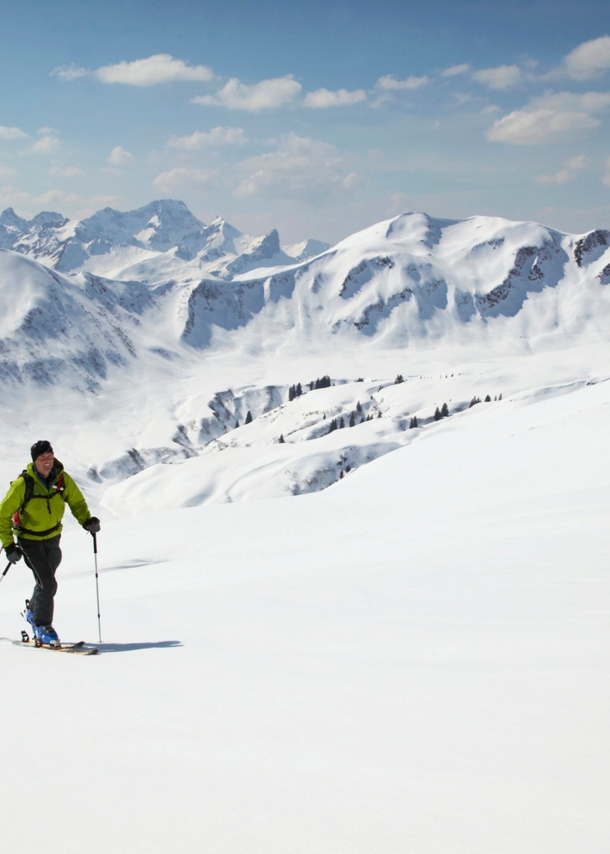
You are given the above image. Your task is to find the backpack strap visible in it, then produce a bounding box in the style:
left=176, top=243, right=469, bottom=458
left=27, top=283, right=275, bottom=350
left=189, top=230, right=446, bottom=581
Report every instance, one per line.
left=13, top=471, right=34, bottom=522
left=12, top=470, right=65, bottom=536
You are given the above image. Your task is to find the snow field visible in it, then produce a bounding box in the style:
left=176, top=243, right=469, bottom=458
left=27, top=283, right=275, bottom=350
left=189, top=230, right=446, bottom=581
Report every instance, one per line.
left=1, top=375, right=609, bottom=853
left=0, top=205, right=609, bottom=851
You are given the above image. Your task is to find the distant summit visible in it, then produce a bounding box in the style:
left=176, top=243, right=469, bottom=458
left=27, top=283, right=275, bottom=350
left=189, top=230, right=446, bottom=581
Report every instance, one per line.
left=0, top=199, right=331, bottom=282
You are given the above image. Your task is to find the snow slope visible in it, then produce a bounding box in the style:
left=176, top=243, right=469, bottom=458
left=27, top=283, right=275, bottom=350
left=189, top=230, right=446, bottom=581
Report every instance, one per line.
left=0, top=374, right=608, bottom=853
left=0, top=205, right=608, bottom=851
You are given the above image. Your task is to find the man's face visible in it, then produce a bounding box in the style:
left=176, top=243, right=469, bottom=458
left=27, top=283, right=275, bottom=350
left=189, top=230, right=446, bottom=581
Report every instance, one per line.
left=34, top=451, right=54, bottom=478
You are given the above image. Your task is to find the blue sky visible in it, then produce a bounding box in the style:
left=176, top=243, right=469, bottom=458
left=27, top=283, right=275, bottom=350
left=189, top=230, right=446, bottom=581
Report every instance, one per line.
left=1, top=0, right=610, bottom=242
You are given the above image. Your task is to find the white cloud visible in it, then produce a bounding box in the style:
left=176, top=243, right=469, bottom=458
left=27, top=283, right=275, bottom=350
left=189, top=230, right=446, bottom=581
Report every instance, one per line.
left=167, top=127, right=248, bottom=149
left=565, top=154, right=587, bottom=170
left=537, top=169, right=572, bottom=186
left=603, top=156, right=610, bottom=188
left=28, top=133, right=61, bottom=155
left=441, top=64, right=471, bottom=77
left=487, top=91, right=610, bottom=144
left=536, top=91, right=610, bottom=112
left=234, top=133, right=360, bottom=203
left=0, top=187, right=30, bottom=210
left=52, top=54, right=213, bottom=87
left=342, top=172, right=362, bottom=191
left=0, top=126, right=27, bottom=140
left=564, top=35, right=610, bottom=80
left=107, top=146, right=134, bottom=166
left=488, top=109, right=597, bottom=144
left=192, top=75, right=301, bottom=110
left=35, top=189, right=81, bottom=205
left=97, top=54, right=213, bottom=86
left=49, top=165, right=85, bottom=177
left=376, top=75, right=429, bottom=90
left=304, top=88, right=367, bottom=108
left=472, top=65, right=522, bottom=90
left=51, top=64, right=89, bottom=81
left=152, top=167, right=217, bottom=191
left=0, top=165, right=17, bottom=178
left=536, top=154, right=586, bottom=185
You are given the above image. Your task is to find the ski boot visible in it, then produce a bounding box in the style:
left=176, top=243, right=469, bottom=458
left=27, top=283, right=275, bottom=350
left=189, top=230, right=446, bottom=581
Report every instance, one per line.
left=34, top=625, right=60, bottom=647
left=24, top=600, right=36, bottom=633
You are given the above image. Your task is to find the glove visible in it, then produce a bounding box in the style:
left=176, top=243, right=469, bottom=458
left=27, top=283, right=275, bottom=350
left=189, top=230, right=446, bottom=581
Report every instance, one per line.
left=83, top=517, right=101, bottom=533
left=5, top=543, right=22, bottom=563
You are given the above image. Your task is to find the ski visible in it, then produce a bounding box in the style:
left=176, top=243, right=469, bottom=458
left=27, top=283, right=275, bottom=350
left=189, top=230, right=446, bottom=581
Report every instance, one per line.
left=1, top=636, right=99, bottom=655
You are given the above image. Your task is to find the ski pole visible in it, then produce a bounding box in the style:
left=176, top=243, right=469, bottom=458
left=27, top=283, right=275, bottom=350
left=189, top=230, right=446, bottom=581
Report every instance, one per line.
left=0, top=561, right=11, bottom=587
left=91, top=532, right=102, bottom=643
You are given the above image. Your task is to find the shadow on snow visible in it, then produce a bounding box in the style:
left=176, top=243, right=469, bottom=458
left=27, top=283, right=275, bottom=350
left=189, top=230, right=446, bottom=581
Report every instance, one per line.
left=95, top=640, right=183, bottom=653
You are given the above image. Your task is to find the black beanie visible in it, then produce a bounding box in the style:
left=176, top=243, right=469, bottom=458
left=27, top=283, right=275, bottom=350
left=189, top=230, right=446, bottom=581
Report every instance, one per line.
left=31, top=440, right=53, bottom=461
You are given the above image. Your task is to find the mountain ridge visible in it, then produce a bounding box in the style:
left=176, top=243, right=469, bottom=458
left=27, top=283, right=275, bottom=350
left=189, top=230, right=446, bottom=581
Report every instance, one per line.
left=1, top=208, right=610, bottom=393
left=0, top=198, right=331, bottom=282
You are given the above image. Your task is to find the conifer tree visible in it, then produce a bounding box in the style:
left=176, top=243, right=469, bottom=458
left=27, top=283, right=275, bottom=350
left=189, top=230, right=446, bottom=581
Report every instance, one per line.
left=441, top=402, right=449, bottom=417
left=245, top=410, right=253, bottom=424
left=434, top=407, right=441, bottom=421
left=349, top=411, right=356, bottom=427
left=279, top=434, right=285, bottom=443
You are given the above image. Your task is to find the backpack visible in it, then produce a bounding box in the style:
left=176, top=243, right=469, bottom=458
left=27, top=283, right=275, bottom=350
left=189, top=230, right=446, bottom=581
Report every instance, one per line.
left=12, top=470, right=66, bottom=537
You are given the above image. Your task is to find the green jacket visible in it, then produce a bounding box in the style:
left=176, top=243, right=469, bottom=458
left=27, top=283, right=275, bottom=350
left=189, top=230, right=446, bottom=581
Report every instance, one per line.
left=0, top=459, right=91, bottom=548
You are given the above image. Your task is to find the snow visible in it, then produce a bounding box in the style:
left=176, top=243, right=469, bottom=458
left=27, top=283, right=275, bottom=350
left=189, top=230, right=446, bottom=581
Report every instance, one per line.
left=0, top=205, right=608, bottom=851
left=1, top=375, right=608, bottom=853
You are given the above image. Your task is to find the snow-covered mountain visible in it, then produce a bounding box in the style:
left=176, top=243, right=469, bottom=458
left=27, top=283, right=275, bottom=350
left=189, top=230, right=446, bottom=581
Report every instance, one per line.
left=2, top=209, right=609, bottom=383
left=0, top=199, right=330, bottom=282
left=0, top=205, right=609, bottom=512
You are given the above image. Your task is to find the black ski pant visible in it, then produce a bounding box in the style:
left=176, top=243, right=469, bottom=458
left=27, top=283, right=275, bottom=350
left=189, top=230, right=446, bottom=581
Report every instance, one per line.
left=18, top=536, right=62, bottom=627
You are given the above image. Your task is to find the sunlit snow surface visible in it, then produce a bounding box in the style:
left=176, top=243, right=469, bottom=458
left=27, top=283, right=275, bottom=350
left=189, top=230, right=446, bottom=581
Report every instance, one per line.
left=0, top=209, right=609, bottom=852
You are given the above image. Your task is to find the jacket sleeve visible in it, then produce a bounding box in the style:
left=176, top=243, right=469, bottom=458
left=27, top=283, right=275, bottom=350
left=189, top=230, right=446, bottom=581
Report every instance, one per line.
left=0, top=478, right=26, bottom=548
left=62, top=473, right=91, bottom=527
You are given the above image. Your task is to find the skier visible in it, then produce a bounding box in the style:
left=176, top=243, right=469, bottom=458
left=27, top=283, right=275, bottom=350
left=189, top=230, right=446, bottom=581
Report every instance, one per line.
left=0, top=440, right=100, bottom=646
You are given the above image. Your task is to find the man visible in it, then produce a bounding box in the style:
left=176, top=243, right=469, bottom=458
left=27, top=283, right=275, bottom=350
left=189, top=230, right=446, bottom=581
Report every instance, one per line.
left=0, top=440, right=100, bottom=646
